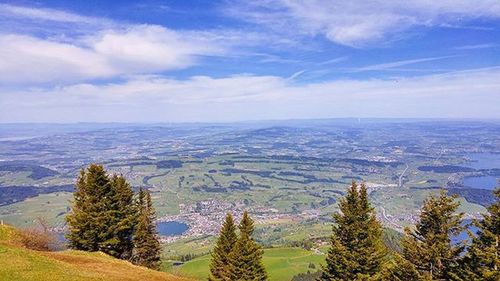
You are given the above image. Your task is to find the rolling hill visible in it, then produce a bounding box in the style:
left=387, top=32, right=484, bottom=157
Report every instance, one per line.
left=0, top=224, right=192, bottom=281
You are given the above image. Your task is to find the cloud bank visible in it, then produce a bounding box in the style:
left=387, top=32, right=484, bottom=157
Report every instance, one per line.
left=2, top=67, right=499, bottom=122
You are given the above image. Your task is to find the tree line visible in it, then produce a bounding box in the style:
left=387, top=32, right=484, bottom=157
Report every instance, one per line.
left=313, top=181, right=498, bottom=281
left=65, top=164, right=161, bottom=269
left=209, top=181, right=499, bottom=281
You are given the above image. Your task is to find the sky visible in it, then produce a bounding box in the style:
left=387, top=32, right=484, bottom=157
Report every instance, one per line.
left=0, top=0, right=500, bottom=123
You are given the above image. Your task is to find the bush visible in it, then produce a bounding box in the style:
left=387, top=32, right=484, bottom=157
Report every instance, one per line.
left=291, top=270, right=322, bottom=281
left=19, top=218, right=59, bottom=251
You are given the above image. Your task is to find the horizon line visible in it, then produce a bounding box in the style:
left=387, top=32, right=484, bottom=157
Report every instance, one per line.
left=1, top=117, right=500, bottom=126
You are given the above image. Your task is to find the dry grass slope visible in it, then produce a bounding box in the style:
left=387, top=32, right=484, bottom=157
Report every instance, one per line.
left=0, top=224, right=192, bottom=281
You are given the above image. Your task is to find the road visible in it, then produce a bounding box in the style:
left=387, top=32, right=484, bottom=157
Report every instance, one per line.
left=380, top=206, right=402, bottom=231
left=398, top=163, right=409, bottom=188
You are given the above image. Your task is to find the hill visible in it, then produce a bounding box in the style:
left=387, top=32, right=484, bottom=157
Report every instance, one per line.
left=172, top=247, right=324, bottom=281
left=0, top=225, right=192, bottom=281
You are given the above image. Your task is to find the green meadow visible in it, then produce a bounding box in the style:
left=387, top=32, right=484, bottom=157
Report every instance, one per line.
left=171, top=247, right=324, bottom=281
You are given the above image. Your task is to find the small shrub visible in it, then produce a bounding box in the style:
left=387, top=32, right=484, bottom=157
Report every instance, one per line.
left=19, top=218, right=59, bottom=251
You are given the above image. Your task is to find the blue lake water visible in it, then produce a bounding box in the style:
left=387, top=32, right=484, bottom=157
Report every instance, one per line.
left=466, top=153, right=500, bottom=170
left=463, top=175, right=498, bottom=190
left=463, top=153, right=499, bottom=190
left=157, top=221, right=189, bottom=236
left=452, top=220, right=479, bottom=245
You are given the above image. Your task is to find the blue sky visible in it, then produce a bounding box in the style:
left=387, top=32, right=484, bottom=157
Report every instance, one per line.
left=0, top=0, right=499, bottom=122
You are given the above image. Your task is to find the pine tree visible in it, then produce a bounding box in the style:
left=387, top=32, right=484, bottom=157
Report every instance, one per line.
left=95, top=174, right=137, bottom=259
left=66, top=164, right=116, bottom=253
left=378, top=254, right=428, bottom=281
left=209, top=213, right=238, bottom=281
left=228, top=211, right=267, bottom=281
left=132, top=188, right=162, bottom=270
left=319, top=181, right=387, bottom=281
left=108, top=174, right=136, bottom=259
left=461, top=187, right=499, bottom=281
left=66, top=165, right=137, bottom=259
left=398, top=190, right=464, bottom=280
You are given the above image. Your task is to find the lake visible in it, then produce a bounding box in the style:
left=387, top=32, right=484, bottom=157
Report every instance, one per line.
left=463, top=153, right=499, bottom=190
left=466, top=152, right=500, bottom=170
left=463, top=175, right=498, bottom=190
left=157, top=221, right=189, bottom=236
left=452, top=220, right=479, bottom=245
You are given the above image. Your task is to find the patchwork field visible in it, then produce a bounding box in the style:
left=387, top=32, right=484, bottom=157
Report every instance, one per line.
left=0, top=122, right=498, bottom=278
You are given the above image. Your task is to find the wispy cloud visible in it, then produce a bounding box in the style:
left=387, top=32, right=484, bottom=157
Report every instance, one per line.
left=454, top=43, right=499, bottom=50
left=0, top=3, right=107, bottom=24
left=0, top=3, right=115, bottom=36
left=287, top=70, right=306, bottom=80
left=350, top=56, right=456, bottom=72
left=224, top=0, right=500, bottom=47
left=318, top=56, right=348, bottom=66
left=250, top=53, right=302, bottom=64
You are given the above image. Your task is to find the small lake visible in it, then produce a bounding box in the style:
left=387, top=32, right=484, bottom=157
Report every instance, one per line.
left=157, top=221, right=189, bottom=236
left=463, top=153, right=499, bottom=190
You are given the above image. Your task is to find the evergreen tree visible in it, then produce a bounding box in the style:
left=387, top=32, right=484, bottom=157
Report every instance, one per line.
left=228, top=211, right=267, bottom=281
left=398, top=190, right=464, bottom=280
left=108, top=174, right=136, bottom=259
left=379, top=254, right=428, bottom=281
left=319, top=181, right=387, bottom=281
left=66, top=164, right=116, bottom=253
left=94, top=174, right=137, bottom=259
left=461, top=187, right=499, bottom=281
left=209, top=213, right=238, bottom=281
left=66, top=165, right=137, bottom=259
left=132, top=188, right=162, bottom=270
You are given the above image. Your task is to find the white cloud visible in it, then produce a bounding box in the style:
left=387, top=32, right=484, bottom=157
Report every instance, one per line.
left=90, top=25, right=223, bottom=73
left=0, top=34, right=114, bottom=84
left=0, top=24, right=225, bottom=84
left=225, top=0, right=500, bottom=47
left=2, top=67, right=499, bottom=122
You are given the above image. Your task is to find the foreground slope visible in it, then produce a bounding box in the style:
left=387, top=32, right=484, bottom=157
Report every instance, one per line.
left=0, top=225, right=191, bottom=281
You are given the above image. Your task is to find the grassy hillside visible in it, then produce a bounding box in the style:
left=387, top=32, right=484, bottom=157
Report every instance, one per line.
left=172, top=247, right=324, bottom=281
left=0, top=225, right=192, bottom=281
